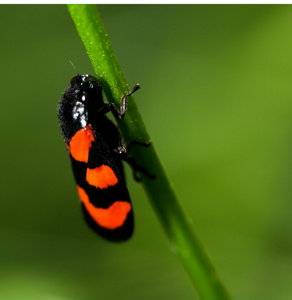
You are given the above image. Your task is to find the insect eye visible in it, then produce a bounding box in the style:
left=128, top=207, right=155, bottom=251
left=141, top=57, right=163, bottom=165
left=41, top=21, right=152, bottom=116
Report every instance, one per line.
left=70, top=74, right=82, bottom=88
left=70, top=77, right=77, bottom=88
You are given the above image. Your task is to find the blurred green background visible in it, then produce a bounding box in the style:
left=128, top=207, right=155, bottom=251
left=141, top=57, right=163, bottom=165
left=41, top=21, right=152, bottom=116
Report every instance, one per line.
left=0, top=4, right=292, bottom=300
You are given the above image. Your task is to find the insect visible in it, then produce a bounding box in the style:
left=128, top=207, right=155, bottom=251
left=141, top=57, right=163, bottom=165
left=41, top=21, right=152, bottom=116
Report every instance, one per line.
left=58, top=74, right=143, bottom=241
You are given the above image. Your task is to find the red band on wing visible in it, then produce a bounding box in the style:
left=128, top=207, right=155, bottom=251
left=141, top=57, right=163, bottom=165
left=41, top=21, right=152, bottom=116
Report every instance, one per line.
left=77, top=185, right=131, bottom=230
left=69, top=125, right=95, bottom=163
left=86, top=165, right=118, bottom=189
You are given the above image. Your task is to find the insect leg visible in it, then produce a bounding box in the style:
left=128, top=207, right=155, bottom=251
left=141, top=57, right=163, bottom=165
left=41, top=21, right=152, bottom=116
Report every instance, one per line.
left=116, top=138, right=155, bottom=181
left=126, top=139, right=151, bottom=153
left=107, top=84, right=140, bottom=120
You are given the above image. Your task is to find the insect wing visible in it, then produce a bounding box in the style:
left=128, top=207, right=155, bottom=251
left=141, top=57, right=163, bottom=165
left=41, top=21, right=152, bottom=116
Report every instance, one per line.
left=69, top=126, right=133, bottom=241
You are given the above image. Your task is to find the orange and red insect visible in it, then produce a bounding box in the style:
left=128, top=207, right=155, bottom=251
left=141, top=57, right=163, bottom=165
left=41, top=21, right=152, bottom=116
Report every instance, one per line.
left=58, top=74, right=140, bottom=241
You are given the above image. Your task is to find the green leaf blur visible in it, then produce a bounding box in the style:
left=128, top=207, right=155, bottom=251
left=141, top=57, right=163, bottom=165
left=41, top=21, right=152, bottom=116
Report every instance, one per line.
left=0, top=5, right=291, bottom=300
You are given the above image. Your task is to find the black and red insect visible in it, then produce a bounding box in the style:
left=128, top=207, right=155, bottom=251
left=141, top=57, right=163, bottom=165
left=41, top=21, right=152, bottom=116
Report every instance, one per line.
left=58, top=74, right=141, bottom=241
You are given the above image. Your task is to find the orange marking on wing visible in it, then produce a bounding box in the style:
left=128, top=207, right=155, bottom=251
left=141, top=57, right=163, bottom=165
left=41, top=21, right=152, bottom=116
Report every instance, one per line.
left=86, top=165, right=118, bottom=189
left=77, top=185, right=131, bottom=230
left=69, top=125, right=95, bottom=163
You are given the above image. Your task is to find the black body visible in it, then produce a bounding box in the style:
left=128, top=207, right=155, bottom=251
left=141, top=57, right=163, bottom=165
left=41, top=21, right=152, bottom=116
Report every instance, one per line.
left=58, top=74, right=134, bottom=241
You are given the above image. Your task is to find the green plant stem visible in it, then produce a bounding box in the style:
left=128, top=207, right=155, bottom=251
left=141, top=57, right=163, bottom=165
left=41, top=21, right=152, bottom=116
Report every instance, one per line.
left=67, top=4, right=230, bottom=300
